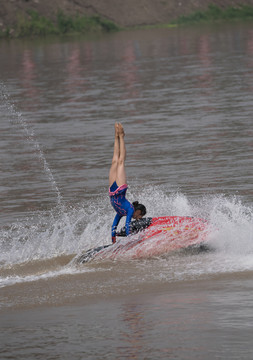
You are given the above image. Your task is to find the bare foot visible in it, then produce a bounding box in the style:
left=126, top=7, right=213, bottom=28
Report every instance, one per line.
left=118, top=122, right=125, bottom=137
left=114, top=123, right=119, bottom=137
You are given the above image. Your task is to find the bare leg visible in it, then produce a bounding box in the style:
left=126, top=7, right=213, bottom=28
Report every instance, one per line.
left=109, top=123, right=119, bottom=187
left=116, top=123, right=127, bottom=186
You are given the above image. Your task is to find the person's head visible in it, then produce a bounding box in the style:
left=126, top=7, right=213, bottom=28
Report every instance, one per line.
left=132, top=201, right=146, bottom=220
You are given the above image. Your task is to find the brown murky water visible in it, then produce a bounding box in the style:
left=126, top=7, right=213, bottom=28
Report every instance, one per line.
left=0, top=22, right=253, bottom=359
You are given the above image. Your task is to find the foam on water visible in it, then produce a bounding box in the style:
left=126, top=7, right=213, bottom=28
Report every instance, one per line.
left=1, top=188, right=253, bottom=288
left=0, top=202, right=110, bottom=267
left=0, top=263, right=98, bottom=289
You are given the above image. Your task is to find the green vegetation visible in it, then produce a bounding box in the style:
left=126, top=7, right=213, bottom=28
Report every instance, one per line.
left=0, top=9, right=119, bottom=38
left=16, top=10, right=58, bottom=37
left=1, top=4, right=253, bottom=39
left=130, top=4, right=253, bottom=32
left=0, top=28, right=10, bottom=38
left=56, top=11, right=119, bottom=34
left=174, top=4, right=253, bottom=25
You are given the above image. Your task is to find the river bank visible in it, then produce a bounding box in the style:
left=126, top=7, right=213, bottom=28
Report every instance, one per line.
left=1, top=0, right=253, bottom=38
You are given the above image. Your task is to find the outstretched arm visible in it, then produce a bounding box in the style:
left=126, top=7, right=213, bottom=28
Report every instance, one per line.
left=111, top=213, right=122, bottom=243
left=125, top=206, right=134, bottom=236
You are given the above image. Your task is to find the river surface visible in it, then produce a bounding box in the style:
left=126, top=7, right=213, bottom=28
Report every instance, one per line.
left=1, top=22, right=253, bottom=359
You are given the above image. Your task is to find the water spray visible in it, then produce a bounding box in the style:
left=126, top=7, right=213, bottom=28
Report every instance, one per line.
left=0, top=82, right=62, bottom=207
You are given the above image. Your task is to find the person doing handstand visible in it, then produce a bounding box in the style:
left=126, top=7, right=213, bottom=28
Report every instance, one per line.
left=109, top=123, right=146, bottom=243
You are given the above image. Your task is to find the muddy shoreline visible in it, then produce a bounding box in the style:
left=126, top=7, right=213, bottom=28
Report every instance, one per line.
left=1, top=0, right=253, bottom=34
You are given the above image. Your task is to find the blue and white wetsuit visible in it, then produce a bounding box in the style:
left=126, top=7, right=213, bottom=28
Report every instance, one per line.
left=109, top=181, right=134, bottom=242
